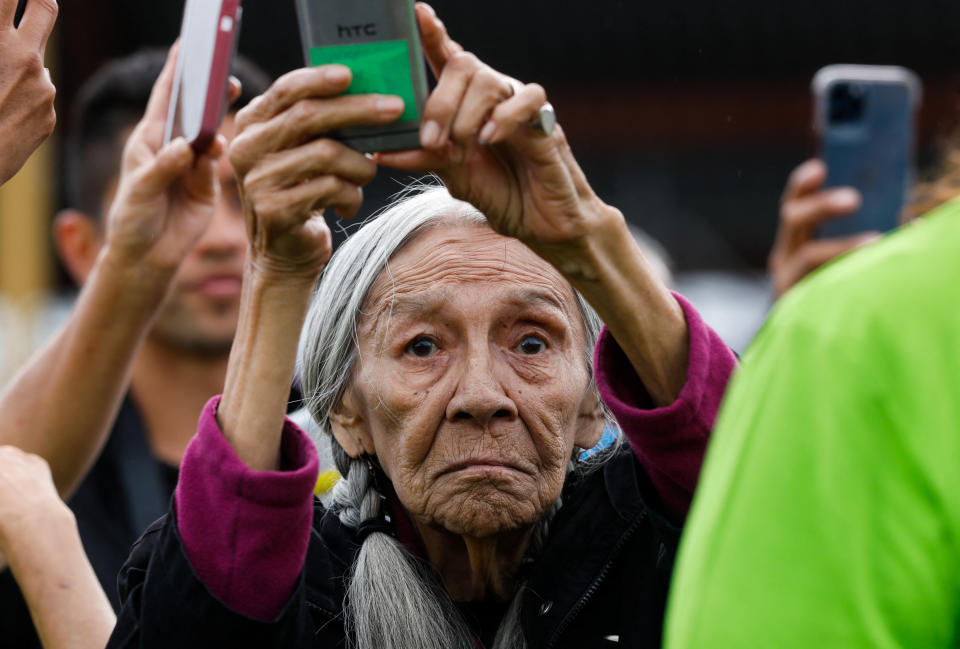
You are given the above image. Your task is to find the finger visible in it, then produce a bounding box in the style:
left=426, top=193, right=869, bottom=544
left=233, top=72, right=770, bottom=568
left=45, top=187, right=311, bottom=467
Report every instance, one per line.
left=246, top=138, right=377, bottom=191
left=227, top=76, right=242, bottom=106
left=776, top=187, right=860, bottom=257
left=260, top=176, right=364, bottom=226
left=236, top=65, right=352, bottom=131
left=179, top=149, right=220, bottom=206
left=450, top=66, right=513, bottom=146
left=780, top=159, right=827, bottom=205
left=776, top=233, right=880, bottom=297
left=419, top=51, right=481, bottom=150
left=129, top=137, right=195, bottom=200
left=415, top=2, right=464, bottom=79
left=17, top=0, right=58, bottom=53
left=375, top=147, right=451, bottom=173
left=477, top=82, right=547, bottom=146
left=206, top=133, right=228, bottom=159
left=333, top=187, right=365, bottom=220
left=144, top=41, right=181, bottom=124
left=230, top=94, right=404, bottom=175
left=781, top=187, right=861, bottom=228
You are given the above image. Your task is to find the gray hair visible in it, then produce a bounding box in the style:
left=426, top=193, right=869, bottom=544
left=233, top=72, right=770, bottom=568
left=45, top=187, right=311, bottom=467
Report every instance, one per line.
left=298, top=183, right=610, bottom=649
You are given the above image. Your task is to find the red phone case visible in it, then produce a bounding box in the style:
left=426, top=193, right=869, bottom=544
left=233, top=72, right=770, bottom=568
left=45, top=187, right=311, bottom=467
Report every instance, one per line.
left=164, top=0, right=242, bottom=153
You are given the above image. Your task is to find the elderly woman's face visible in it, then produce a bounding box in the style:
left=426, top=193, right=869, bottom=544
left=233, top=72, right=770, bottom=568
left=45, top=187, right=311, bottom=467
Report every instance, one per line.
left=333, top=221, right=603, bottom=538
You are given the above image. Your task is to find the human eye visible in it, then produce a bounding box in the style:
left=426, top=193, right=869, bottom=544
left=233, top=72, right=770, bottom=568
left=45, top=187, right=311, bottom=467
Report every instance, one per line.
left=515, top=334, right=547, bottom=355
left=405, top=336, right=439, bottom=358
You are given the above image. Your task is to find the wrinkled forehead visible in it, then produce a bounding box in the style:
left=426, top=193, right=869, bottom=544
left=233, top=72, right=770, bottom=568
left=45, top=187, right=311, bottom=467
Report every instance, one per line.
left=360, top=221, right=583, bottom=337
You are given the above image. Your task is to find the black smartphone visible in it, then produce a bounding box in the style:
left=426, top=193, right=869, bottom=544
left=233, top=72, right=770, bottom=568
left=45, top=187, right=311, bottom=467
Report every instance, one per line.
left=812, top=64, right=921, bottom=238
left=294, top=0, right=429, bottom=153
left=164, top=0, right=242, bottom=153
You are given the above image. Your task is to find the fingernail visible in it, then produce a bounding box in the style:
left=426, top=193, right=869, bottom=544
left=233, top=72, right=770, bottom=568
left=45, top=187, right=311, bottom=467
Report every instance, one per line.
left=377, top=95, right=405, bottom=116
left=324, top=65, right=351, bottom=86
left=421, top=120, right=441, bottom=148
left=171, top=137, right=192, bottom=160
left=831, top=188, right=860, bottom=208
left=478, top=121, right=497, bottom=145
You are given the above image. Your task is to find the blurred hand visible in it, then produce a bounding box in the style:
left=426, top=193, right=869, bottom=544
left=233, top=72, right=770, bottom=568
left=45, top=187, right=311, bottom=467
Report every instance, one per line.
left=228, top=65, right=396, bottom=281
left=0, top=0, right=57, bottom=185
left=105, top=43, right=228, bottom=278
left=769, top=159, right=878, bottom=299
left=378, top=3, right=620, bottom=272
left=0, top=446, right=70, bottom=564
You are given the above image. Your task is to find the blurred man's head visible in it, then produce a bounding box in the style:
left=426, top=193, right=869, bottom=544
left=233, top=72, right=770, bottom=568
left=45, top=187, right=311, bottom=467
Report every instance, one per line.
left=55, top=50, right=270, bottom=355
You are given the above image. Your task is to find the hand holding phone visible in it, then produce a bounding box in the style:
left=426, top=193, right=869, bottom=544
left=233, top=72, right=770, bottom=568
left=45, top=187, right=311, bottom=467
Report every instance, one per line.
left=812, top=64, right=921, bottom=238
left=294, top=0, right=428, bottom=153
left=164, top=0, right=242, bottom=153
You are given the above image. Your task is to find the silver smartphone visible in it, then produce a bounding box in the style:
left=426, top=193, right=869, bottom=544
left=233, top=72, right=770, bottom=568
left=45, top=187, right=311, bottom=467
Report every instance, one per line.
left=294, top=0, right=429, bottom=153
left=812, top=64, right=921, bottom=238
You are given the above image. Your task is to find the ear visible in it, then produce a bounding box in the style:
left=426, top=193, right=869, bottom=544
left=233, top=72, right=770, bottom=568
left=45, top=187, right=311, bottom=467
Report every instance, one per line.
left=54, top=209, right=104, bottom=285
left=329, top=388, right=376, bottom=459
left=574, top=386, right=606, bottom=450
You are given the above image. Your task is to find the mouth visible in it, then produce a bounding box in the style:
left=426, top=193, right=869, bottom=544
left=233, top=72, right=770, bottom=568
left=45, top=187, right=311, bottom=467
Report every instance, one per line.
left=437, top=457, right=529, bottom=478
left=191, top=274, right=243, bottom=299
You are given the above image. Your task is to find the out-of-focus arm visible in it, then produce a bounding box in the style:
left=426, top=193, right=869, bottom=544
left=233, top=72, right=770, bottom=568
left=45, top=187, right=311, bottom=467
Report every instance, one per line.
left=0, top=254, right=170, bottom=497
left=0, top=446, right=114, bottom=649
left=0, top=44, right=224, bottom=498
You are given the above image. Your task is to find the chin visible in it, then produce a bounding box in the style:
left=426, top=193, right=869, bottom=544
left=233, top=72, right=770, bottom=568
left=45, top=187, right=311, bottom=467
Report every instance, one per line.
left=420, top=479, right=551, bottom=538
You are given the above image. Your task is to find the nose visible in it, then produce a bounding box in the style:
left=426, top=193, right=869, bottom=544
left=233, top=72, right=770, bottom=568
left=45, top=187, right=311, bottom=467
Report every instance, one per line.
left=192, top=188, right=247, bottom=259
left=445, top=346, right=518, bottom=427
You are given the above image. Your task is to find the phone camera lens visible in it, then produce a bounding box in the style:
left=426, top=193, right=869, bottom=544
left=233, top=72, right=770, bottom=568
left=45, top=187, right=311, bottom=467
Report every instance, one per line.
left=829, top=82, right=866, bottom=125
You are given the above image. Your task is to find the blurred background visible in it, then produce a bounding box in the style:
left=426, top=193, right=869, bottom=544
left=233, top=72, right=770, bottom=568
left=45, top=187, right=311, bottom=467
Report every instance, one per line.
left=2, top=0, right=958, bottom=381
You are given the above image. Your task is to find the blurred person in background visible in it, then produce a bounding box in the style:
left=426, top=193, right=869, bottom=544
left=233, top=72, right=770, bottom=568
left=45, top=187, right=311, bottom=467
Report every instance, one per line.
left=0, top=0, right=57, bottom=186
left=768, top=126, right=960, bottom=297
left=665, top=138, right=960, bottom=645
left=0, top=446, right=114, bottom=649
left=109, top=6, right=737, bottom=648
left=0, top=49, right=269, bottom=647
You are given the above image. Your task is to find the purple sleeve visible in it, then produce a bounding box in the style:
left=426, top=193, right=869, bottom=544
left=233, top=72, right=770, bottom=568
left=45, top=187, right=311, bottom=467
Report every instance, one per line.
left=174, top=396, right=320, bottom=622
left=593, top=292, right=737, bottom=521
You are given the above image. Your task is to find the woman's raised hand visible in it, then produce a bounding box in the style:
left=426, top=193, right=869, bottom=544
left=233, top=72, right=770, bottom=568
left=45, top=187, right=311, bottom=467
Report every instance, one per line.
left=378, top=3, right=622, bottom=276
left=228, top=66, right=404, bottom=282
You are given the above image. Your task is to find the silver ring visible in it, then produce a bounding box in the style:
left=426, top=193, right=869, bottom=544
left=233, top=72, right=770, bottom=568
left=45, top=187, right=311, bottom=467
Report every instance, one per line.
left=531, top=103, right=556, bottom=136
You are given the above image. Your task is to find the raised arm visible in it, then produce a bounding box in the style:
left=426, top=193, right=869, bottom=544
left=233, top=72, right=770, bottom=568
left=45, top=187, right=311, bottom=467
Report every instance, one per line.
left=0, top=446, right=114, bottom=649
left=379, top=4, right=688, bottom=407
left=0, top=45, right=227, bottom=497
left=218, top=65, right=399, bottom=470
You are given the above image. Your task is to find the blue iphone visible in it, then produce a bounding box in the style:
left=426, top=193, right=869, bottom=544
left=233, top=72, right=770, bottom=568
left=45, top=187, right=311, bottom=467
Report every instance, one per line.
left=812, top=65, right=921, bottom=238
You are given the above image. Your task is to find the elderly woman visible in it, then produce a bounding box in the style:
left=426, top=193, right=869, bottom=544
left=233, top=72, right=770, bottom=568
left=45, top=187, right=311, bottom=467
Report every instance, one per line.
left=108, top=6, right=735, bottom=649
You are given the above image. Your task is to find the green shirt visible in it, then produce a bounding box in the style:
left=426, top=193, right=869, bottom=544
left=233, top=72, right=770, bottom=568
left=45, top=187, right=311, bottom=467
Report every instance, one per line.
left=665, top=200, right=960, bottom=648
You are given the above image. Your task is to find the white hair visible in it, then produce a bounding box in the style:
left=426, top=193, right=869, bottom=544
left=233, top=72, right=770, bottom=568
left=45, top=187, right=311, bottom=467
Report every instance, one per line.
left=297, top=182, right=611, bottom=649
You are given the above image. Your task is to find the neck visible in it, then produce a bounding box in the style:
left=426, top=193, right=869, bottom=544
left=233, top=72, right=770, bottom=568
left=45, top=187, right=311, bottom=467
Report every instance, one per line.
left=130, top=337, right=230, bottom=466
left=414, top=521, right=535, bottom=602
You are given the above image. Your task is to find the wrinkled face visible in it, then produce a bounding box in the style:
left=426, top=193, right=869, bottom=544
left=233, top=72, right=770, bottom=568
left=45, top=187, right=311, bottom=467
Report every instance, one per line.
left=338, top=221, right=603, bottom=538
left=148, top=115, right=247, bottom=354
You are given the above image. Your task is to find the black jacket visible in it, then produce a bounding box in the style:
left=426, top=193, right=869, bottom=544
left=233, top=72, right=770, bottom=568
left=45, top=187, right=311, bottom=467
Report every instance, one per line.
left=108, top=445, right=680, bottom=649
